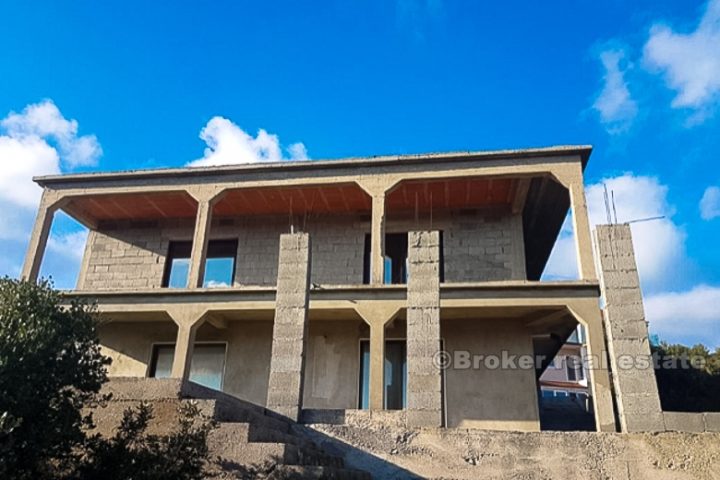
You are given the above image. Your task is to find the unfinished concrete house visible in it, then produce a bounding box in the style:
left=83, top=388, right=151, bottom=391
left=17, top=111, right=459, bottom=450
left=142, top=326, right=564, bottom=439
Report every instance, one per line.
left=22, top=145, right=614, bottom=431
left=25, top=145, right=720, bottom=478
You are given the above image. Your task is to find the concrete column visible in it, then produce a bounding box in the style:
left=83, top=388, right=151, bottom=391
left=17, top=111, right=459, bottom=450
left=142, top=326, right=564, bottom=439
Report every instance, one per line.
left=568, top=178, right=597, bottom=281
left=570, top=299, right=618, bottom=432
left=406, top=230, right=443, bottom=427
left=21, top=191, right=63, bottom=282
left=167, top=307, right=207, bottom=382
left=370, top=193, right=386, bottom=285
left=355, top=303, right=401, bottom=411
left=187, top=198, right=214, bottom=288
left=369, top=321, right=385, bottom=410
left=266, top=233, right=311, bottom=421
left=595, top=224, right=665, bottom=432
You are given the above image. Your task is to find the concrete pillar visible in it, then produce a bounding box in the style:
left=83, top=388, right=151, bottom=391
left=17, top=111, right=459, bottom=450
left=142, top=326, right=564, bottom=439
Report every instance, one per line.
left=370, top=193, right=386, bottom=285
left=569, top=299, right=618, bottom=432
left=167, top=307, right=207, bottom=383
left=369, top=323, right=385, bottom=410
left=355, top=303, right=401, bottom=411
left=595, top=224, right=665, bottom=432
left=187, top=198, right=214, bottom=288
left=266, top=233, right=311, bottom=421
left=568, top=178, right=597, bottom=281
left=21, top=191, right=63, bottom=282
left=406, top=230, right=443, bottom=427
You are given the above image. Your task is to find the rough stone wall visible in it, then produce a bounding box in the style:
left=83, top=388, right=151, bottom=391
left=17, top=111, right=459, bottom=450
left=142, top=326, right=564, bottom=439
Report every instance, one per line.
left=595, top=224, right=665, bottom=432
left=78, top=209, right=525, bottom=290
left=406, top=230, right=443, bottom=428
left=266, top=233, right=311, bottom=421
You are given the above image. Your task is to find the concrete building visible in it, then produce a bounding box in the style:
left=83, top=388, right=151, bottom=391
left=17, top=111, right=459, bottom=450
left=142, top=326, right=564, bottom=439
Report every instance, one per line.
left=22, top=145, right=618, bottom=433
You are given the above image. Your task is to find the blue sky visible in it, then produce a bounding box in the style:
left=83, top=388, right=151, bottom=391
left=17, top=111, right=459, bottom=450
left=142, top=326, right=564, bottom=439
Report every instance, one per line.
left=0, top=0, right=719, bottom=347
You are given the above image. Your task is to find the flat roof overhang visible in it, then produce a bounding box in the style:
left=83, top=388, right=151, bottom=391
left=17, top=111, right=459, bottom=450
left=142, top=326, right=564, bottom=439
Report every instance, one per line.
left=34, top=145, right=591, bottom=187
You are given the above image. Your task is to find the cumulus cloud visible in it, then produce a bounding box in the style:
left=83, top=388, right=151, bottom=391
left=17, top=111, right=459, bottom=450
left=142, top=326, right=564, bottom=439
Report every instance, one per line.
left=593, top=49, right=638, bottom=133
left=0, top=100, right=98, bottom=284
left=645, top=285, right=720, bottom=348
left=643, top=0, right=720, bottom=113
left=47, top=229, right=89, bottom=261
left=545, top=174, right=685, bottom=291
left=188, top=117, right=308, bottom=167
left=700, top=186, right=720, bottom=220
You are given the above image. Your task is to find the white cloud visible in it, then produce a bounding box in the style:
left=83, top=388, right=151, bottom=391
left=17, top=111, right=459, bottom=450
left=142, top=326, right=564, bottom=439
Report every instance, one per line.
left=0, top=100, right=98, bottom=286
left=188, top=117, right=308, bottom=167
left=1, top=100, right=101, bottom=168
left=47, top=230, right=88, bottom=261
left=545, top=174, right=685, bottom=291
left=592, top=49, right=638, bottom=133
left=643, top=0, right=720, bottom=112
left=700, top=186, right=720, bottom=220
left=645, top=285, right=720, bottom=348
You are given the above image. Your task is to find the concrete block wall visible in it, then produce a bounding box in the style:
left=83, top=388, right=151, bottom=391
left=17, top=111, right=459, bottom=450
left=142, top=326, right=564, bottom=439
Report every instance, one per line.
left=595, top=224, right=665, bottom=432
left=406, top=230, right=443, bottom=428
left=78, top=209, right=525, bottom=291
left=266, top=233, right=311, bottom=421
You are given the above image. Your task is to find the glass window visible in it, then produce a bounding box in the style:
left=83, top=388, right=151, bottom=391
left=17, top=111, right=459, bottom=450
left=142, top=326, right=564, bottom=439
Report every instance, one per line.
left=363, top=232, right=444, bottom=285
left=162, top=240, right=238, bottom=288
left=358, top=339, right=407, bottom=410
left=189, top=344, right=226, bottom=390
left=358, top=341, right=370, bottom=409
left=566, top=356, right=584, bottom=381
left=148, top=343, right=227, bottom=391
left=148, top=344, right=174, bottom=378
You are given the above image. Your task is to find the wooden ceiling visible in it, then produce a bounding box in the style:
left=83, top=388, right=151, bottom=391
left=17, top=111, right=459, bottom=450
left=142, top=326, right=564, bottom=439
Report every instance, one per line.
left=213, top=183, right=371, bottom=216
left=61, top=178, right=529, bottom=226
left=386, top=177, right=519, bottom=212
left=64, top=191, right=198, bottom=224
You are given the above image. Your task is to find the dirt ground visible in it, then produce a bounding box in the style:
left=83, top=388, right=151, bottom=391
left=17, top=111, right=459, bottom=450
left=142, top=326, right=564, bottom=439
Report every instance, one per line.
left=305, top=418, right=720, bottom=480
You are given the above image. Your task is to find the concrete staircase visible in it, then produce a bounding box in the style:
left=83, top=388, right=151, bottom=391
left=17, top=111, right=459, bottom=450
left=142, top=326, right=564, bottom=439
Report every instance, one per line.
left=96, top=379, right=371, bottom=479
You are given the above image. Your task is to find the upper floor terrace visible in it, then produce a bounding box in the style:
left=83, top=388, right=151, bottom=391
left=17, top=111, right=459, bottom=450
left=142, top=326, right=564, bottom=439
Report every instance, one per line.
left=22, top=144, right=598, bottom=295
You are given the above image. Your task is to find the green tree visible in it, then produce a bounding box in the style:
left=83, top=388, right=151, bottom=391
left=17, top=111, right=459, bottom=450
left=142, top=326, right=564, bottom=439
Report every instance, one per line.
left=0, top=278, right=109, bottom=479
left=0, top=278, right=217, bottom=480
left=653, top=341, right=720, bottom=412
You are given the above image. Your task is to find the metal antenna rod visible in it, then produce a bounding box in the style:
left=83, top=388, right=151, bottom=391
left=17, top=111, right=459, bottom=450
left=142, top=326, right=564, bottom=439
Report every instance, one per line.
left=603, top=184, right=612, bottom=224
left=611, top=190, right=618, bottom=224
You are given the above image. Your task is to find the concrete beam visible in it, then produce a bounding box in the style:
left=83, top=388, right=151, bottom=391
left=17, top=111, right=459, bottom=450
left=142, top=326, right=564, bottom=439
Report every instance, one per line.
left=21, top=191, right=66, bottom=282
left=355, top=302, right=402, bottom=410
left=370, top=194, right=386, bottom=285
left=266, top=233, right=311, bottom=421
left=186, top=189, right=225, bottom=289
left=567, top=298, right=617, bottom=432
left=166, top=306, right=208, bottom=383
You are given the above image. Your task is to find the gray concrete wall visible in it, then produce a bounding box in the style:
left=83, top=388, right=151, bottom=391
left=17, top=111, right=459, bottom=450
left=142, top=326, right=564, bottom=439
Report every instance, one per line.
left=98, top=320, right=273, bottom=406
left=442, top=318, right=541, bottom=430
left=302, top=320, right=366, bottom=409
left=595, top=224, right=665, bottom=433
left=78, top=209, right=525, bottom=290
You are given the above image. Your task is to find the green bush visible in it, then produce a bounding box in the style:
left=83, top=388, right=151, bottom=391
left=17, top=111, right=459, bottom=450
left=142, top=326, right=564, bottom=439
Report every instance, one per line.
left=0, top=278, right=216, bottom=479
